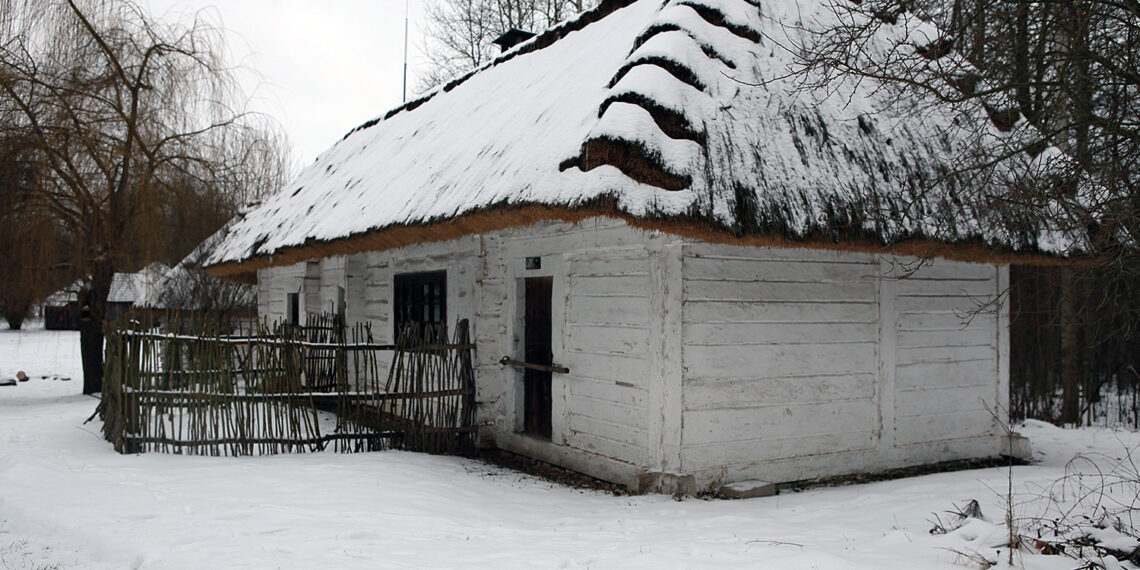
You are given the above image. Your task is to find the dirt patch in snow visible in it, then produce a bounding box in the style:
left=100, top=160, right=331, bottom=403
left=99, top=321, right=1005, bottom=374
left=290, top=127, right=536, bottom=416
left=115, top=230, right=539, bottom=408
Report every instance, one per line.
left=467, top=449, right=632, bottom=495
left=466, top=450, right=1026, bottom=498
left=777, top=456, right=1029, bottom=494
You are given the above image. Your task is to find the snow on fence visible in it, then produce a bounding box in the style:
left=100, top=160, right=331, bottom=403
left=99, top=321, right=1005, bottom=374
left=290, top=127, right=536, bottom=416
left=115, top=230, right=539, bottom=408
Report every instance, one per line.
left=100, top=319, right=476, bottom=456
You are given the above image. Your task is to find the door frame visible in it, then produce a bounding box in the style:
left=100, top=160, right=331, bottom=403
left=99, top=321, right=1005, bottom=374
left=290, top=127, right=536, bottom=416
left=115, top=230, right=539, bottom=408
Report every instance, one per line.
left=506, top=253, right=566, bottom=442
left=522, top=275, right=554, bottom=438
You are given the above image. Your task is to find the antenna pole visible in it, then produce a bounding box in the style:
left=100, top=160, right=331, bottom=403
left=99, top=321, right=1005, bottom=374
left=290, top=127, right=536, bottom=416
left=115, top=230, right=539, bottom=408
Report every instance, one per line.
left=402, top=0, right=409, bottom=102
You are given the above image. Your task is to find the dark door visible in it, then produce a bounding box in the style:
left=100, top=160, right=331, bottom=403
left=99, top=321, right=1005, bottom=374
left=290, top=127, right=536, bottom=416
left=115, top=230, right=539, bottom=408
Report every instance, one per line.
left=523, top=276, right=553, bottom=438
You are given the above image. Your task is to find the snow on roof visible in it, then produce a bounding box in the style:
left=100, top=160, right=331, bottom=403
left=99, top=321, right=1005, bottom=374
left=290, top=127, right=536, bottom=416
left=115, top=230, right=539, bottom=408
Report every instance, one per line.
left=108, top=263, right=170, bottom=308
left=205, top=0, right=1074, bottom=274
left=43, top=263, right=170, bottom=309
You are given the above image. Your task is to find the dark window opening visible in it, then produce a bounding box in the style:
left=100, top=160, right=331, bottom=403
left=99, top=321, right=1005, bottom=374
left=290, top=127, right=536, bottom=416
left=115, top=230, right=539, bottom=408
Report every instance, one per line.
left=286, top=292, right=300, bottom=326
left=394, top=271, right=447, bottom=341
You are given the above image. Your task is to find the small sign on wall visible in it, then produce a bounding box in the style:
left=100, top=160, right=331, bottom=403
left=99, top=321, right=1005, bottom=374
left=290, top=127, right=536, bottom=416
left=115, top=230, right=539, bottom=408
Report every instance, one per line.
left=525, top=256, right=542, bottom=270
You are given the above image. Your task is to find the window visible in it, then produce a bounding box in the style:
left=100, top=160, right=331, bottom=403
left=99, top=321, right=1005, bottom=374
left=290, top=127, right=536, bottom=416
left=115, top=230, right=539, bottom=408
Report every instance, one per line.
left=393, top=271, right=446, bottom=339
left=286, top=292, right=300, bottom=326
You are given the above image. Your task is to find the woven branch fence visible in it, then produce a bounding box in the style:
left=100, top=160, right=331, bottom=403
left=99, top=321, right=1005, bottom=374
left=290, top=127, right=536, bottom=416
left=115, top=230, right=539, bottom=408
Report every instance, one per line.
left=101, top=318, right=476, bottom=456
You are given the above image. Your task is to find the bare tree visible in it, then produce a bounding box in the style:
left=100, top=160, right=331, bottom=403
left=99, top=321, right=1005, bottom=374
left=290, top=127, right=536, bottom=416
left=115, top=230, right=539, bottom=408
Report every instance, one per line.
left=157, top=232, right=257, bottom=324
left=790, top=0, right=1138, bottom=424
left=418, top=0, right=598, bottom=89
left=0, top=0, right=289, bottom=393
left=793, top=0, right=1137, bottom=252
left=0, top=135, right=70, bottom=329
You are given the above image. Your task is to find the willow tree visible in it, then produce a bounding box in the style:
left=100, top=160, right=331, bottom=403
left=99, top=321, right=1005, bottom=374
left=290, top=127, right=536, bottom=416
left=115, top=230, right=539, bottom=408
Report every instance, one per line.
left=0, top=135, right=69, bottom=329
left=0, top=0, right=285, bottom=393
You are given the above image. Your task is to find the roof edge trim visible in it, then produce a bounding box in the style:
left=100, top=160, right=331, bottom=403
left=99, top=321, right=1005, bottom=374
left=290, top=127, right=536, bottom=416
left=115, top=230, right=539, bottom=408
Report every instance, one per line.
left=204, top=202, right=1075, bottom=282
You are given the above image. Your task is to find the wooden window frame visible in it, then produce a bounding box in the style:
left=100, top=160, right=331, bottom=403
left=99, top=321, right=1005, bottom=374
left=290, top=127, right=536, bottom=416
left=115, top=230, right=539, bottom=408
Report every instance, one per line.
left=393, top=270, right=447, bottom=339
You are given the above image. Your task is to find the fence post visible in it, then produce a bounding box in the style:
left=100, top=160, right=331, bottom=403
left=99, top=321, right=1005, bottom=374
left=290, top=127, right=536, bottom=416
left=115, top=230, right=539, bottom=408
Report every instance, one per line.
left=101, top=329, right=123, bottom=451
left=457, top=319, right=477, bottom=450
left=122, top=329, right=143, bottom=454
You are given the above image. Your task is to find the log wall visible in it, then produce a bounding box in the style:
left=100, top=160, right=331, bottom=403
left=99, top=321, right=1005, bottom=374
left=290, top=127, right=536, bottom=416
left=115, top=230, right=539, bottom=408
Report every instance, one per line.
left=679, top=243, right=1008, bottom=489
left=254, top=218, right=1009, bottom=492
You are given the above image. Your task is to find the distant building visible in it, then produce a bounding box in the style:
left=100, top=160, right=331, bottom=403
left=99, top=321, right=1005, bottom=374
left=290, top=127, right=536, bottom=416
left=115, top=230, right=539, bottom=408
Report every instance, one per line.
left=44, top=263, right=169, bottom=330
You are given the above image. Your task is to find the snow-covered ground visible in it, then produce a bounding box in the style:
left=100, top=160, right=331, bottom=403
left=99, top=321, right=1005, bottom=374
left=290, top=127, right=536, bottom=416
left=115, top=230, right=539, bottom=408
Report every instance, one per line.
left=2, top=325, right=1137, bottom=569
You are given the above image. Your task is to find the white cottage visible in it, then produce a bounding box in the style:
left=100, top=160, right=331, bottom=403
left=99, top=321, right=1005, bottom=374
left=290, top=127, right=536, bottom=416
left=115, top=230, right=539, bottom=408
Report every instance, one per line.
left=205, top=0, right=1050, bottom=493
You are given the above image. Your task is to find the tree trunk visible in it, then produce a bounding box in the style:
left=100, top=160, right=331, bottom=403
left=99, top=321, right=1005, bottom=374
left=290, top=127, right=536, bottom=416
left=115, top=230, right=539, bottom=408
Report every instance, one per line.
left=4, top=306, right=28, bottom=329
left=1059, top=266, right=1082, bottom=424
left=79, top=315, right=104, bottom=394
left=80, top=262, right=114, bottom=395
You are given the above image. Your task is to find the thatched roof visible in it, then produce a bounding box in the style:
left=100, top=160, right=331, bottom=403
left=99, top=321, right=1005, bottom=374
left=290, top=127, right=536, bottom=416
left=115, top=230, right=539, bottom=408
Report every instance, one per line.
left=45, top=263, right=170, bottom=308
left=205, top=0, right=1070, bottom=280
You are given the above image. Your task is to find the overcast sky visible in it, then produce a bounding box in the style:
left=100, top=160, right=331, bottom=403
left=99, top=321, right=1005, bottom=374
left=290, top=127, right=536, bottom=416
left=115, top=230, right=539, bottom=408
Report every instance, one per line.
left=144, top=0, right=427, bottom=166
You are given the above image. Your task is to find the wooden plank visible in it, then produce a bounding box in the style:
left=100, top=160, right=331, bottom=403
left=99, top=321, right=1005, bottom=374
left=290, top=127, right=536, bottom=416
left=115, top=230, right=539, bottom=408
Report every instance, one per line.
left=566, top=430, right=648, bottom=464
left=895, top=384, right=995, bottom=418
left=903, top=261, right=994, bottom=281
left=897, top=296, right=994, bottom=314
left=896, top=328, right=997, bottom=349
left=364, top=300, right=389, bottom=320
left=567, top=393, right=648, bottom=430
left=567, top=413, right=647, bottom=447
left=681, top=429, right=877, bottom=469
left=683, top=373, right=875, bottom=410
left=567, top=294, right=650, bottom=327
left=683, top=342, right=876, bottom=379
left=567, top=376, right=648, bottom=407
left=897, top=312, right=991, bottom=332
left=654, top=241, right=685, bottom=473
left=684, top=300, right=876, bottom=324
left=564, top=257, right=650, bottom=277
left=684, top=243, right=875, bottom=264
left=564, top=253, right=652, bottom=276
left=683, top=321, right=877, bottom=346
left=566, top=323, right=649, bottom=356
left=567, top=351, right=651, bottom=385
left=508, top=224, right=645, bottom=255
left=684, top=256, right=877, bottom=283
left=895, top=278, right=996, bottom=297
left=569, top=274, right=650, bottom=297
left=894, top=409, right=996, bottom=445
left=877, top=261, right=897, bottom=450
left=896, top=345, right=995, bottom=366
left=895, top=359, right=998, bottom=391
left=683, top=399, right=878, bottom=446
left=684, top=279, right=876, bottom=302
left=996, top=264, right=1011, bottom=426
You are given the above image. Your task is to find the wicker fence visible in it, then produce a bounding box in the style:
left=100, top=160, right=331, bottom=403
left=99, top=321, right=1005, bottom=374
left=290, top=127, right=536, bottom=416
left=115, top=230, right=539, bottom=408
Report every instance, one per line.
left=101, top=319, right=476, bottom=456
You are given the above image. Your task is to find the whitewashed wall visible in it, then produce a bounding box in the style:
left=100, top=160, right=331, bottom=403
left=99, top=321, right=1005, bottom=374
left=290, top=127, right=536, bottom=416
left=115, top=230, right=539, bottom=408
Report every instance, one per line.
left=257, top=221, right=666, bottom=486
left=477, top=218, right=673, bottom=487
left=890, top=260, right=1007, bottom=450
left=257, top=258, right=347, bottom=323
left=678, top=243, right=1009, bottom=490
left=255, top=218, right=1009, bottom=493
left=680, top=245, right=881, bottom=488
left=256, top=262, right=306, bottom=319
left=258, top=238, right=481, bottom=381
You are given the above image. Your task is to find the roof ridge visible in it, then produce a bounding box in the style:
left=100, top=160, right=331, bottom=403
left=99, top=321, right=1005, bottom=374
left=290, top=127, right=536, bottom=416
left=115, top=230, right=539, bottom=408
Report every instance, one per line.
left=340, top=0, right=650, bottom=143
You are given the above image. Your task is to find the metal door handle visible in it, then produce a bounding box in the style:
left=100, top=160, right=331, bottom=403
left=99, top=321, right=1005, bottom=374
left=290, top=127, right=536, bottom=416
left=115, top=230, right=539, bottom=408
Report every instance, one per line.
left=499, top=356, right=569, bottom=374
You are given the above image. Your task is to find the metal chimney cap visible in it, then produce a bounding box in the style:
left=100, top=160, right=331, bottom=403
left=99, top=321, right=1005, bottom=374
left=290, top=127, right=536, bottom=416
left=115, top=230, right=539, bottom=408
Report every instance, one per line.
left=492, top=29, right=537, bottom=52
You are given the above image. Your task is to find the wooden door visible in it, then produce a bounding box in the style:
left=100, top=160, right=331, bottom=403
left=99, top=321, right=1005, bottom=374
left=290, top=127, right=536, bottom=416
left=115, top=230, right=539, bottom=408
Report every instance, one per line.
left=523, top=276, right=553, bottom=438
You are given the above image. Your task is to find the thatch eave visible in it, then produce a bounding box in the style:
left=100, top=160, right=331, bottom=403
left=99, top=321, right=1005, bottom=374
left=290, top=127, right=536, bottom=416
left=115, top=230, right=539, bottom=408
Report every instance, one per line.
left=204, top=200, right=1075, bottom=283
